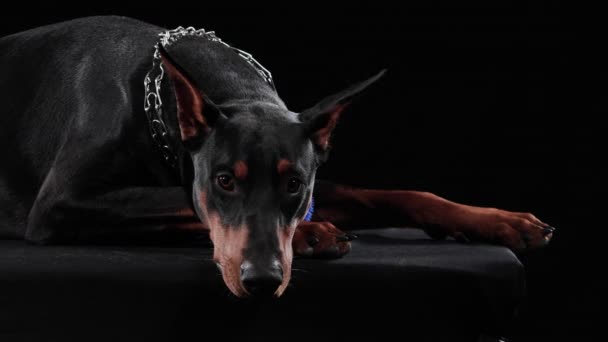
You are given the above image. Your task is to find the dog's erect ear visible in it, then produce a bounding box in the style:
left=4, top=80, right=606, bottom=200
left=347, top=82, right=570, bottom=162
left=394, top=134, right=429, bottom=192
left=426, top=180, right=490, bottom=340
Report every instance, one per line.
left=159, top=48, right=225, bottom=144
left=300, top=70, right=386, bottom=151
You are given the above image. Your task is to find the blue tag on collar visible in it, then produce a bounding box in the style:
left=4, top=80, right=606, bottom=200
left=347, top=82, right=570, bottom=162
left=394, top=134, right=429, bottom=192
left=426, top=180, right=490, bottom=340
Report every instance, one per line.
left=304, top=197, right=314, bottom=222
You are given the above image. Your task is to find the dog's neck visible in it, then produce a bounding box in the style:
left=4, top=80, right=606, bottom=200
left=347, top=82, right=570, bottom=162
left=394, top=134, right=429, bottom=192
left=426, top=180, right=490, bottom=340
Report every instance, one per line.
left=161, top=34, right=284, bottom=109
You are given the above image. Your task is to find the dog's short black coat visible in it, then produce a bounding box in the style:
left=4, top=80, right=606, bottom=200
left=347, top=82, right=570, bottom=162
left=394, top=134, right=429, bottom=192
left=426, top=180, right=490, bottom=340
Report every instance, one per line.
left=0, top=16, right=553, bottom=297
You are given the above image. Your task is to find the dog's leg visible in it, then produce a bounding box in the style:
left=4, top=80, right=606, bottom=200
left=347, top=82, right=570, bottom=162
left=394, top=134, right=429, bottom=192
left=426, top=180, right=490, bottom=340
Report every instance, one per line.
left=293, top=180, right=554, bottom=256
left=292, top=220, right=355, bottom=258
left=26, top=186, right=207, bottom=244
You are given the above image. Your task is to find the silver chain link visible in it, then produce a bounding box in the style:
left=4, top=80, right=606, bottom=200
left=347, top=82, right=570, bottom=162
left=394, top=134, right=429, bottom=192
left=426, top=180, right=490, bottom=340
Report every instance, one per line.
left=143, top=26, right=275, bottom=169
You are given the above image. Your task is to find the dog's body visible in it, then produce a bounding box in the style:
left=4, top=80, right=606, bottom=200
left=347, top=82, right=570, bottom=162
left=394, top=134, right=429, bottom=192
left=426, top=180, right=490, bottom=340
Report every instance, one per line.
left=0, top=16, right=175, bottom=239
left=0, top=16, right=553, bottom=297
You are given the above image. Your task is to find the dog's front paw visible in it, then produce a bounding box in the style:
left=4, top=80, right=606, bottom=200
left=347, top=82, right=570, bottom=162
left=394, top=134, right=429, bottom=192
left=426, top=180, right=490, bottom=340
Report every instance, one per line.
left=293, top=221, right=356, bottom=258
left=449, top=206, right=555, bottom=252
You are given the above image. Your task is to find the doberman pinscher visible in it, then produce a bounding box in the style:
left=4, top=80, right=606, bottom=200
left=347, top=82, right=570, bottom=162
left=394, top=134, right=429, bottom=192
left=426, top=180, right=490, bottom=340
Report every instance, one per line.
left=0, top=16, right=554, bottom=297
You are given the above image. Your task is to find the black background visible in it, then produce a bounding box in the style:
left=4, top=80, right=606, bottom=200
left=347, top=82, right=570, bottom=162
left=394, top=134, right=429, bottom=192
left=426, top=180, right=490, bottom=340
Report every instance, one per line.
left=0, top=2, right=604, bottom=341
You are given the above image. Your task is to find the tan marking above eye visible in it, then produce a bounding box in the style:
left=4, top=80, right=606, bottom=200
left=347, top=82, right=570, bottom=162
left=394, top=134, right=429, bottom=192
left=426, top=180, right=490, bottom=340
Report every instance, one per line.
left=234, top=160, right=248, bottom=180
left=277, top=159, right=293, bottom=175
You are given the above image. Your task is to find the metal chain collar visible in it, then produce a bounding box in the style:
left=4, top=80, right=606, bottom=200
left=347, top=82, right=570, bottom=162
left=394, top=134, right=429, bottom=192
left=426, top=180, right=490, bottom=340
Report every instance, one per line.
left=143, top=26, right=275, bottom=169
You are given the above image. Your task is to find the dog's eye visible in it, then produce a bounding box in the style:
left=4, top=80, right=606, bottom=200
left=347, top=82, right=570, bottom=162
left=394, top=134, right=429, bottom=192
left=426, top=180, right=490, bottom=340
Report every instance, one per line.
left=216, top=174, right=235, bottom=191
left=286, top=178, right=302, bottom=194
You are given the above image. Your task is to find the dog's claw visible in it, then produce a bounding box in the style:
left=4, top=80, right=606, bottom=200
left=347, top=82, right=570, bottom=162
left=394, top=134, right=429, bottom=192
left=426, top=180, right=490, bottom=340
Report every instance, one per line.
left=335, top=235, right=350, bottom=242
left=542, top=227, right=555, bottom=235
left=336, top=233, right=357, bottom=242
left=345, top=233, right=358, bottom=240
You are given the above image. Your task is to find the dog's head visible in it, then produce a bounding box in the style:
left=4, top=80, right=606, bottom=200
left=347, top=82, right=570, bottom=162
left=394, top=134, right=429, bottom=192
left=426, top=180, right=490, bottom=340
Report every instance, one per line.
left=160, top=45, right=383, bottom=298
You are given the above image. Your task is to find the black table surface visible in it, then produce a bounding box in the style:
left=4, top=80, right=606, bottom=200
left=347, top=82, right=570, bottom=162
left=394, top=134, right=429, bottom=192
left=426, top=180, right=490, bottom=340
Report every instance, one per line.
left=0, top=228, right=525, bottom=342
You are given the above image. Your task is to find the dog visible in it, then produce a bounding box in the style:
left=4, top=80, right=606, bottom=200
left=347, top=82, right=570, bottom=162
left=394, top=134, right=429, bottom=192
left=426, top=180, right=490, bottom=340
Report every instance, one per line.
left=0, top=16, right=554, bottom=298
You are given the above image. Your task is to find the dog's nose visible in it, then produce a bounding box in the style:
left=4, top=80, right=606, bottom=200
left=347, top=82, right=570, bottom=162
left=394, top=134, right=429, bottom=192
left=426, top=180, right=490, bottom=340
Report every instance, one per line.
left=240, top=261, right=283, bottom=297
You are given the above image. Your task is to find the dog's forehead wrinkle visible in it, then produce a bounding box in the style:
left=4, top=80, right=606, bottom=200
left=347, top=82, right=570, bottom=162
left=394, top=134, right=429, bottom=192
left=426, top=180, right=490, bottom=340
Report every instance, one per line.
left=219, top=101, right=295, bottom=118
left=219, top=119, right=304, bottom=163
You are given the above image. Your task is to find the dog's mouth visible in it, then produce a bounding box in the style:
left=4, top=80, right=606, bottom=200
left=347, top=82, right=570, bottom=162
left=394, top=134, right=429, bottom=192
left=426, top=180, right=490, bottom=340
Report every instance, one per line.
left=202, top=201, right=297, bottom=298
left=204, top=212, right=297, bottom=298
